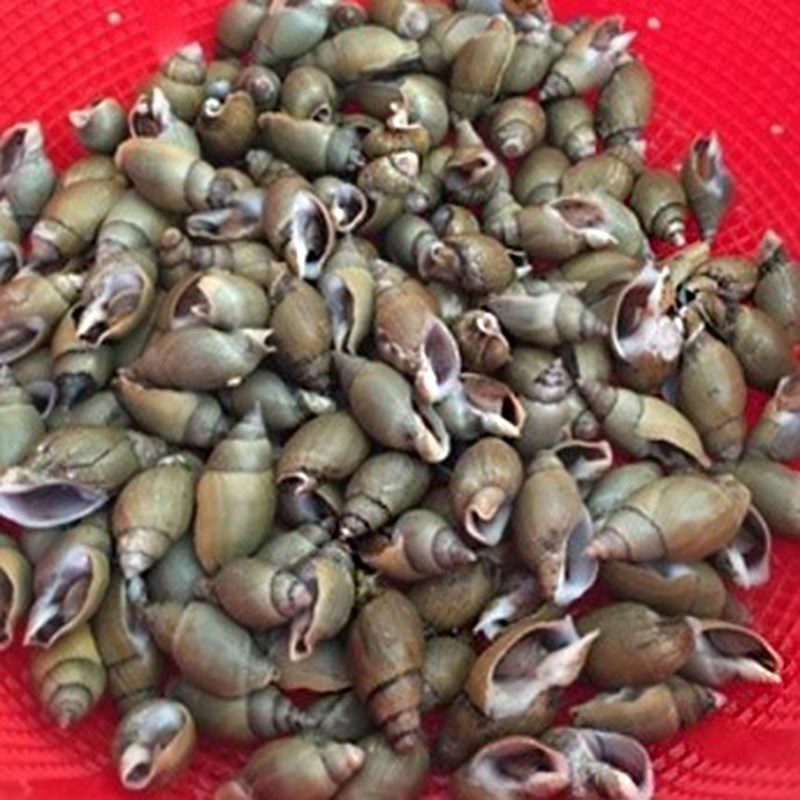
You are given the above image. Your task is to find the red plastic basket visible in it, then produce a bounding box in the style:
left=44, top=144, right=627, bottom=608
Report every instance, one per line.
left=1, top=1, right=799, bottom=798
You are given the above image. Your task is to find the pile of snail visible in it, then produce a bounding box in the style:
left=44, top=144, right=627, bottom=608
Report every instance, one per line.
left=0, top=0, right=799, bottom=797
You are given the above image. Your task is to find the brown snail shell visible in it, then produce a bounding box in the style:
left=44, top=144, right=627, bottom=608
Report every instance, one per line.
left=347, top=588, right=425, bottom=751
left=596, top=58, right=654, bottom=153
left=488, top=281, right=609, bottom=348
left=451, top=735, right=571, bottom=800
left=0, top=272, right=84, bottom=365
left=162, top=270, right=270, bottom=332
left=197, top=91, right=258, bottom=164
left=126, top=325, right=273, bottom=391
left=540, top=16, right=636, bottom=100
left=465, top=615, right=598, bottom=718
left=359, top=508, right=475, bottom=581
left=339, top=451, right=431, bottom=540
left=25, top=513, right=111, bottom=648
left=112, top=453, right=200, bottom=577
left=588, top=473, right=751, bottom=563
left=571, top=677, right=725, bottom=744
left=0, top=425, right=166, bottom=528
left=453, top=310, right=511, bottom=374
left=630, top=169, right=689, bottom=246
left=370, top=0, right=430, bottom=40
left=335, top=353, right=450, bottom=464
left=681, top=133, right=733, bottom=241
left=545, top=97, right=597, bottom=161
left=408, top=557, right=500, bottom=633
left=450, top=437, right=523, bottom=547
left=449, top=16, right=515, bottom=119
left=754, top=230, right=800, bottom=344
left=0, top=533, right=32, bottom=650
left=199, top=557, right=313, bottom=631
left=541, top=726, right=654, bottom=800
left=602, top=560, right=749, bottom=625
left=145, top=600, right=277, bottom=697
left=28, top=176, right=126, bottom=267
left=551, top=439, right=614, bottom=497
left=289, top=545, right=355, bottom=660
left=29, top=623, right=107, bottom=728
left=486, top=96, right=547, bottom=160
left=682, top=618, right=783, bottom=686
left=747, top=372, right=800, bottom=462
left=677, top=321, right=747, bottom=461
left=216, top=0, right=268, bottom=57
left=194, top=409, right=276, bottom=571
left=114, top=374, right=229, bottom=449
left=513, top=452, right=598, bottom=605
left=276, top=410, right=370, bottom=522
left=267, top=263, right=333, bottom=389
left=169, top=678, right=307, bottom=743
left=561, top=148, right=641, bottom=201
left=319, top=250, right=375, bottom=356
left=281, top=65, right=339, bottom=122
left=513, top=146, right=570, bottom=205
left=298, top=25, right=420, bottom=84
left=113, top=698, right=196, bottom=791
left=611, top=261, right=683, bottom=393
left=437, top=373, right=526, bottom=441
left=576, top=602, right=695, bottom=688
left=93, top=572, right=163, bottom=713
left=214, top=736, right=365, bottom=800
left=372, top=260, right=461, bottom=403
left=585, top=461, right=663, bottom=525
left=578, top=379, right=710, bottom=468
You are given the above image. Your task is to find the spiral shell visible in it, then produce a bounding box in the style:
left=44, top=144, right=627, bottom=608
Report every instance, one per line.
left=146, top=600, right=277, bottom=697
left=169, top=678, right=307, bottom=743
left=215, top=736, right=365, bottom=800
left=194, top=409, right=276, bottom=571
left=588, top=473, right=750, bottom=563
left=577, top=602, right=694, bottom=688
left=339, top=451, right=431, bottom=540
left=113, top=698, right=196, bottom=791
left=348, top=588, right=425, bottom=751
left=30, top=623, right=107, bottom=727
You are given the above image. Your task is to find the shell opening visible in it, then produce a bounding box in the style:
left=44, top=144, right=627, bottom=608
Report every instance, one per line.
left=416, top=320, right=461, bottom=403
left=0, top=320, right=45, bottom=364
left=485, top=618, right=596, bottom=717
left=685, top=619, right=782, bottom=685
left=0, top=478, right=108, bottom=528
left=715, top=506, right=771, bottom=589
left=77, top=271, right=146, bottom=345
left=0, top=128, right=29, bottom=173
left=288, top=193, right=333, bottom=279
left=555, top=509, right=599, bottom=605
left=589, top=730, right=654, bottom=799
left=321, top=273, right=353, bottom=351
left=474, top=739, right=567, bottom=791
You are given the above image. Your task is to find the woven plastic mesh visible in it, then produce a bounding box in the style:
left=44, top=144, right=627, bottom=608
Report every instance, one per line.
left=0, top=0, right=799, bottom=797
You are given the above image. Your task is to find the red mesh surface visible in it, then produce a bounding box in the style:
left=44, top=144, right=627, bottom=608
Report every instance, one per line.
left=1, top=0, right=800, bottom=798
